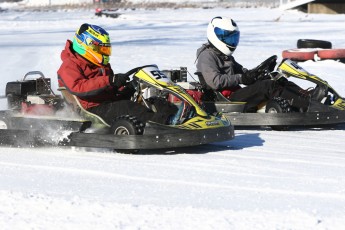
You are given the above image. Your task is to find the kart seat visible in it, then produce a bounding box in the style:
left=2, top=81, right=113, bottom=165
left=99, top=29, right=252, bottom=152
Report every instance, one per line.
left=194, top=72, right=241, bottom=101
left=58, top=87, right=110, bottom=128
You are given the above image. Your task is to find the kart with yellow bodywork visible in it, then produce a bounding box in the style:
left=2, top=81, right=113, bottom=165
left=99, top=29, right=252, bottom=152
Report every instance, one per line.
left=190, top=57, right=345, bottom=130
left=165, top=57, right=345, bottom=130
left=0, top=65, right=234, bottom=153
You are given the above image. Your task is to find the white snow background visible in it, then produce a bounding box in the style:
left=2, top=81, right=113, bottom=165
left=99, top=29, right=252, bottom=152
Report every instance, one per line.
left=1, top=1, right=345, bottom=229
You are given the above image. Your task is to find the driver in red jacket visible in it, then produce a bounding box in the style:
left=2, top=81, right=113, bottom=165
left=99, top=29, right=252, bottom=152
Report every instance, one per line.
left=57, top=23, right=176, bottom=125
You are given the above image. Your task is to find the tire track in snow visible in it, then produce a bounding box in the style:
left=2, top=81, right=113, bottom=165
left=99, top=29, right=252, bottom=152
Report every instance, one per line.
left=1, top=161, right=345, bottom=201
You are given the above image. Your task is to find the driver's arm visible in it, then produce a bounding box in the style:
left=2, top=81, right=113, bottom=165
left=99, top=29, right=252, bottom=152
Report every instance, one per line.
left=196, top=50, right=242, bottom=90
left=58, top=61, right=115, bottom=98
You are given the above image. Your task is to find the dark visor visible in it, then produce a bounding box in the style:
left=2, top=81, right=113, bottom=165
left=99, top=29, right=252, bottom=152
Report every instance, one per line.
left=214, top=27, right=240, bottom=48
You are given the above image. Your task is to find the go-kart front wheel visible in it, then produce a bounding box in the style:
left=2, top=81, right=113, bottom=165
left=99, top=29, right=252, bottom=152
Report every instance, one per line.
left=110, top=115, right=144, bottom=154
left=265, top=97, right=291, bottom=131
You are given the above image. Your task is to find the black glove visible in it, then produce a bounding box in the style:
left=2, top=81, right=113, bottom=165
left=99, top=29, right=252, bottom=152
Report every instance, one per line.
left=110, top=73, right=129, bottom=88
left=241, top=69, right=257, bottom=85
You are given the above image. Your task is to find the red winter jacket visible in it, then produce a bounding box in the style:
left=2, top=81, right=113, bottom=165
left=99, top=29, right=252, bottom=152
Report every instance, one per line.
left=57, top=40, right=118, bottom=109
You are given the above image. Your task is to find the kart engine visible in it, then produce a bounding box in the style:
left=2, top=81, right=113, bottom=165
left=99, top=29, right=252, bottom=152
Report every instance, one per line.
left=5, top=76, right=64, bottom=115
left=162, top=67, right=188, bottom=83
left=161, top=67, right=204, bottom=105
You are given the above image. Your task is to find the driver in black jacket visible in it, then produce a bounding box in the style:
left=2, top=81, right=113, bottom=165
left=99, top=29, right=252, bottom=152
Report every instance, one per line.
left=196, top=16, right=314, bottom=112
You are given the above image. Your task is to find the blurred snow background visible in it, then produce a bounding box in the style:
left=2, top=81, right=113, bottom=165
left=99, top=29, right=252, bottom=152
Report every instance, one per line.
left=1, top=1, right=345, bottom=229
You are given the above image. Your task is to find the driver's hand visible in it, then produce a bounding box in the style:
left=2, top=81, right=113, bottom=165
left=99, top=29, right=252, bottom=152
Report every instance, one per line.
left=241, top=69, right=257, bottom=85
left=110, top=73, right=130, bottom=88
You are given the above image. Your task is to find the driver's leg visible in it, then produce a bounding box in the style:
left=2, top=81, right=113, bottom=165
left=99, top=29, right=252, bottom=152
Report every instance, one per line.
left=229, top=80, right=274, bottom=112
left=278, top=81, right=310, bottom=111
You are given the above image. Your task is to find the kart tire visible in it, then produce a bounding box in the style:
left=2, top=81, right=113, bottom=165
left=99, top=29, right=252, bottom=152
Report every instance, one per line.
left=282, top=49, right=318, bottom=61
left=317, top=49, right=345, bottom=59
left=110, top=115, right=145, bottom=154
left=265, top=97, right=291, bottom=131
left=297, top=39, right=332, bottom=49
left=0, top=118, right=10, bottom=129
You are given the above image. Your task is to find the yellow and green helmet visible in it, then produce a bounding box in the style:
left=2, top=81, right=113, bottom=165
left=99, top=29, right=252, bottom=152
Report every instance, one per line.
left=72, top=23, right=111, bottom=66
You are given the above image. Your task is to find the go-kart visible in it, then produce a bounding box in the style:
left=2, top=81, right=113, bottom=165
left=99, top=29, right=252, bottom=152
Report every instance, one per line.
left=0, top=65, right=234, bottom=153
left=172, top=57, right=345, bottom=130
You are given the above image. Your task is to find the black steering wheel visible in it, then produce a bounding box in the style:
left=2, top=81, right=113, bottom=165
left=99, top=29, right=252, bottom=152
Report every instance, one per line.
left=124, top=64, right=158, bottom=77
left=116, top=64, right=158, bottom=95
left=254, top=55, right=278, bottom=80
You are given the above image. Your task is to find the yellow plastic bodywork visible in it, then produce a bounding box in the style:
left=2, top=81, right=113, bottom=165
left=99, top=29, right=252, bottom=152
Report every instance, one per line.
left=331, top=98, right=345, bottom=110
left=279, top=60, right=328, bottom=85
left=135, top=67, right=230, bottom=129
left=279, top=60, right=345, bottom=111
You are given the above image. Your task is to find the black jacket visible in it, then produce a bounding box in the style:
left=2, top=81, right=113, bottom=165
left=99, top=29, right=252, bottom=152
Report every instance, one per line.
left=196, top=43, right=247, bottom=90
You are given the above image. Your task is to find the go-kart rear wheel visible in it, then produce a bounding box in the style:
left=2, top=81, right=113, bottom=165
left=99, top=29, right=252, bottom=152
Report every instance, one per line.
left=0, top=120, right=8, bottom=129
left=0, top=115, right=11, bottom=130
left=110, top=115, right=144, bottom=154
left=265, top=97, right=291, bottom=131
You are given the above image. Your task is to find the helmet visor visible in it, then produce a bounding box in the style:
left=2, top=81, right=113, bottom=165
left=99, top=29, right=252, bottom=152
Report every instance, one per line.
left=90, top=42, right=112, bottom=56
left=214, top=27, right=240, bottom=48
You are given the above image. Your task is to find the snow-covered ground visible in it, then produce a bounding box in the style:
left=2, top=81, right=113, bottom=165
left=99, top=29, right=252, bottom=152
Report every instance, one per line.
left=1, top=4, right=345, bottom=229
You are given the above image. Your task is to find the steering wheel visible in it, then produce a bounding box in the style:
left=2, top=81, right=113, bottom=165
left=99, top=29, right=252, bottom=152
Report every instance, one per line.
left=254, top=55, right=278, bottom=80
left=116, top=65, right=157, bottom=99
left=124, top=64, right=159, bottom=77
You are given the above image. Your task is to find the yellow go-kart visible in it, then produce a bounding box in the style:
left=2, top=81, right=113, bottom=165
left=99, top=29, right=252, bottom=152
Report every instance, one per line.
left=0, top=65, right=234, bottom=153
left=192, top=56, right=345, bottom=130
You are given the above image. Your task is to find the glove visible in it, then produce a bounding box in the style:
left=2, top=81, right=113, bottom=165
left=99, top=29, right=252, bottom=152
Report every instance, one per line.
left=241, top=69, right=257, bottom=85
left=110, top=73, right=129, bottom=88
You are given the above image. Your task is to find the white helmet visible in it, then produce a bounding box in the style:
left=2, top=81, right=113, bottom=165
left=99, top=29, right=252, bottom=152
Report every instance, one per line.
left=207, top=16, right=240, bottom=56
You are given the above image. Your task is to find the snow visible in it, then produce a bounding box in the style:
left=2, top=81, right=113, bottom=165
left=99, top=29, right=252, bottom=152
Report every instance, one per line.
left=1, top=4, right=345, bottom=230
left=6, top=0, right=219, bottom=7
left=17, top=0, right=91, bottom=6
